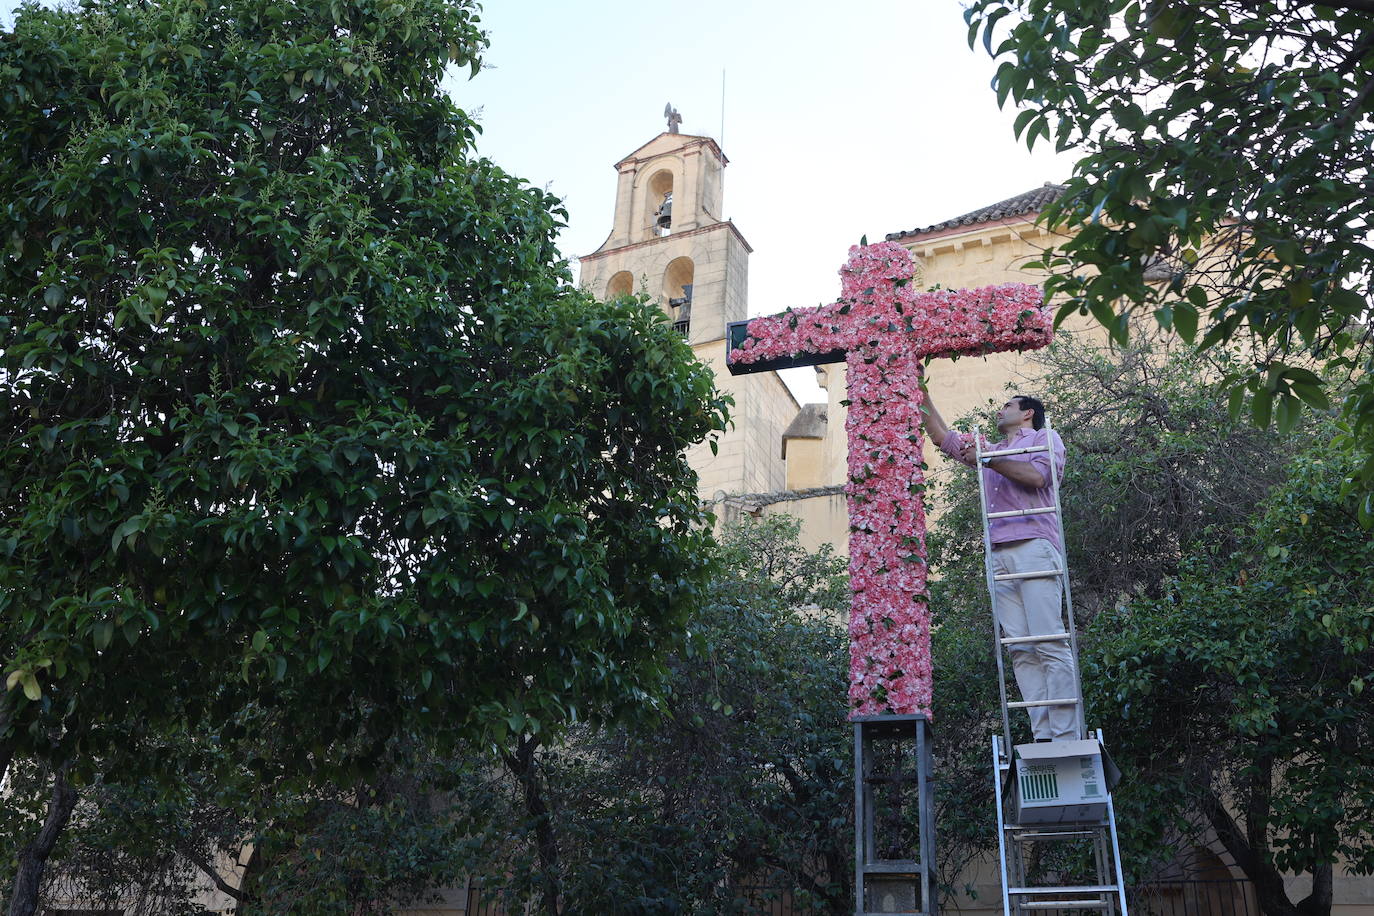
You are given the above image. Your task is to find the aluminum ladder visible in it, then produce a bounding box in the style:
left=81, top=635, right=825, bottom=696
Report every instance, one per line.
left=972, top=421, right=1129, bottom=916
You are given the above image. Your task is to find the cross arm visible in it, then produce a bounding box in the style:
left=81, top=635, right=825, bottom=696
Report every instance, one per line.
left=899, top=284, right=1052, bottom=360
left=725, top=318, right=847, bottom=376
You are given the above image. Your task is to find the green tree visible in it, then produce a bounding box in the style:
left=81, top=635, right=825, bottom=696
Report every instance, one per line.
left=962, top=0, right=1374, bottom=519
left=0, top=713, right=497, bottom=914
left=0, top=517, right=847, bottom=915
left=1086, top=439, right=1374, bottom=916
left=470, top=515, right=854, bottom=915
left=0, top=0, right=725, bottom=909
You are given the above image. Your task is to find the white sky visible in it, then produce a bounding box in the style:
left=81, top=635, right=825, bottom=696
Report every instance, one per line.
left=2, top=0, right=1077, bottom=401
left=449, top=1, right=1075, bottom=401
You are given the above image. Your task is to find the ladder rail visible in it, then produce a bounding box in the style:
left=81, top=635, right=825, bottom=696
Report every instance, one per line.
left=1101, top=728, right=1131, bottom=916
left=973, top=425, right=1016, bottom=753
left=992, top=736, right=1014, bottom=916
left=1046, top=419, right=1088, bottom=740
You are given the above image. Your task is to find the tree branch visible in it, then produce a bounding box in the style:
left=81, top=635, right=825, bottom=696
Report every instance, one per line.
left=1299, top=862, right=1334, bottom=916
left=179, top=844, right=247, bottom=903
left=1198, top=789, right=1298, bottom=916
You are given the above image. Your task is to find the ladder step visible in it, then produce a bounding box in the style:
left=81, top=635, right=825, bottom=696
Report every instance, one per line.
left=994, top=569, right=1064, bottom=582
left=988, top=506, right=1057, bottom=519
left=981, top=445, right=1051, bottom=458
left=1006, top=827, right=1102, bottom=838
left=1007, top=697, right=1079, bottom=709
left=1009, top=886, right=1119, bottom=896
left=1000, top=632, right=1070, bottom=646
left=1018, top=900, right=1114, bottom=909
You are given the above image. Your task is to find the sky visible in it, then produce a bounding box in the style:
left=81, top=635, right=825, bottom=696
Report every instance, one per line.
left=449, top=1, right=1076, bottom=401
left=1, top=0, right=1077, bottom=401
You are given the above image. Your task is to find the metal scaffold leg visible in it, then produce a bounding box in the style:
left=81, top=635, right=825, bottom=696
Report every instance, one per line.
left=854, top=714, right=937, bottom=916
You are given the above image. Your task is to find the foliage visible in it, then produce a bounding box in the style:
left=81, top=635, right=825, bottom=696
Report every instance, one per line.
left=0, top=0, right=727, bottom=909
left=0, top=518, right=845, bottom=914
left=0, top=724, right=494, bottom=915
left=923, top=334, right=1309, bottom=896
left=1033, top=333, right=1304, bottom=617
left=1086, top=439, right=1374, bottom=916
left=0, top=0, right=726, bottom=789
left=473, top=515, right=854, bottom=915
left=963, top=0, right=1374, bottom=521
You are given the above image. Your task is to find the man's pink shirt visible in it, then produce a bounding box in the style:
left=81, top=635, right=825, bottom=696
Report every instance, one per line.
left=940, top=427, right=1066, bottom=551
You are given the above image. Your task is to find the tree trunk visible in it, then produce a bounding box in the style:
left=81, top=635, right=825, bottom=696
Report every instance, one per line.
left=1198, top=789, right=1302, bottom=916
left=7, top=766, right=78, bottom=916
left=1298, top=863, right=1333, bottom=916
left=504, top=736, right=561, bottom=916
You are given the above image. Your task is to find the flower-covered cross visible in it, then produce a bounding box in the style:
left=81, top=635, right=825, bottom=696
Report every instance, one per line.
left=727, top=242, right=1051, bottom=718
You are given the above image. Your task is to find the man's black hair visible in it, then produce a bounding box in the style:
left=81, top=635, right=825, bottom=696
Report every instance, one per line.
left=1011, top=394, right=1046, bottom=430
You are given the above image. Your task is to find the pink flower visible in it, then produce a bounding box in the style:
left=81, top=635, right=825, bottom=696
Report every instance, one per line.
left=726, top=243, right=1050, bottom=718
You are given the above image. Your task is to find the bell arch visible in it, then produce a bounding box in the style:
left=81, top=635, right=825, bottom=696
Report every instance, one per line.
left=648, top=168, right=674, bottom=200
left=662, top=256, right=694, bottom=334
left=646, top=168, right=675, bottom=236
left=605, top=270, right=634, bottom=300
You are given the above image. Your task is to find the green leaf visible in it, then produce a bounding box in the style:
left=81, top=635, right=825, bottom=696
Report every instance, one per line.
left=1327, top=288, right=1367, bottom=317
left=1252, top=387, right=1274, bottom=428
left=1227, top=385, right=1247, bottom=420
left=1291, top=382, right=1331, bottom=411
left=1172, top=302, right=1198, bottom=343
left=1274, top=393, right=1300, bottom=435
left=1088, top=298, right=1117, bottom=332
left=1294, top=304, right=1320, bottom=345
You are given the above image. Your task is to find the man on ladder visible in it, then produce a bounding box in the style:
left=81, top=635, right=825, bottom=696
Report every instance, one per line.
left=921, top=391, right=1077, bottom=742
left=925, top=387, right=1128, bottom=916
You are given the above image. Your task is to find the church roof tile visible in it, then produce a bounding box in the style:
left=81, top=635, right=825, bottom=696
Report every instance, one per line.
left=885, top=182, right=1066, bottom=241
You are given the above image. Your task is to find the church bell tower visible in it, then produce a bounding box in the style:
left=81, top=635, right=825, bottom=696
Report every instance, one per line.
left=579, top=111, right=797, bottom=498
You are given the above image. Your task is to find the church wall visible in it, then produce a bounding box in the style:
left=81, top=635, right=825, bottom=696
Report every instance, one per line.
left=685, top=343, right=794, bottom=499
left=760, top=490, right=850, bottom=556
left=784, top=437, right=825, bottom=490
left=742, top=369, right=799, bottom=494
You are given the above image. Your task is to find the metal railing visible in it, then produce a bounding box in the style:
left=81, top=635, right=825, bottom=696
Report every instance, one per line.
left=1130, top=879, right=1256, bottom=916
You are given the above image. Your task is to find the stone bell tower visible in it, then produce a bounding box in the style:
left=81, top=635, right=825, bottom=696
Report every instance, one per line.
left=579, top=114, right=798, bottom=499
